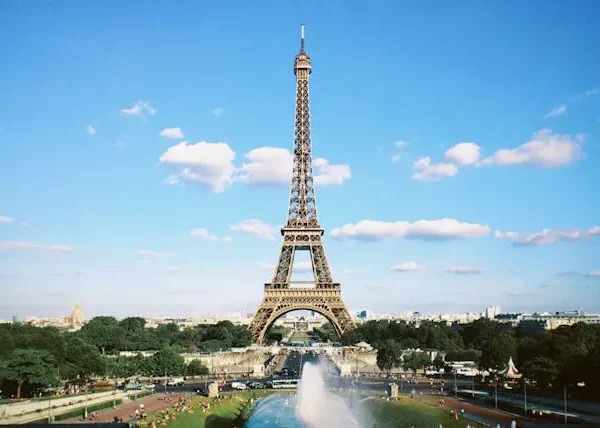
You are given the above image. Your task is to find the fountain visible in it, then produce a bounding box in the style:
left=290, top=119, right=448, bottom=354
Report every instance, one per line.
left=246, top=362, right=361, bottom=427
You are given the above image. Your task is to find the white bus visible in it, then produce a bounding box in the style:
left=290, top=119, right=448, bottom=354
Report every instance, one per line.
left=271, top=379, right=299, bottom=389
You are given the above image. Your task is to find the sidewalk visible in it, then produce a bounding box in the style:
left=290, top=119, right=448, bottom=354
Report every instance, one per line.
left=62, top=393, right=188, bottom=424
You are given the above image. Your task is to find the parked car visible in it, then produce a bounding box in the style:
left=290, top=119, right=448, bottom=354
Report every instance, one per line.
left=248, top=381, right=266, bottom=389
left=231, top=381, right=247, bottom=390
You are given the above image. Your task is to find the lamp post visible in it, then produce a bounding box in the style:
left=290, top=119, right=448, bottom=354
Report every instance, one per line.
left=563, top=385, right=567, bottom=425
left=494, top=377, right=498, bottom=409
left=523, top=378, right=527, bottom=415
left=454, top=372, right=457, bottom=398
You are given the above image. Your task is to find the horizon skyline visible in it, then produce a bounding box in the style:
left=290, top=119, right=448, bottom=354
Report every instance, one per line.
left=1, top=1, right=599, bottom=319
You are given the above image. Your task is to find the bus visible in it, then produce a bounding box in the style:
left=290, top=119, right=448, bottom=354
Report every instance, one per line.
left=271, top=379, right=299, bottom=389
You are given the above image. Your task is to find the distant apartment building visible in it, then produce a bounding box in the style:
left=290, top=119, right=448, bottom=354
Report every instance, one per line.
left=518, top=311, right=600, bottom=336
left=485, top=305, right=501, bottom=319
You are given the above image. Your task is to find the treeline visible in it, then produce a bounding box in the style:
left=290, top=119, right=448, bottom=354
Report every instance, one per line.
left=321, top=318, right=600, bottom=394
left=0, top=318, right=250, bottom=398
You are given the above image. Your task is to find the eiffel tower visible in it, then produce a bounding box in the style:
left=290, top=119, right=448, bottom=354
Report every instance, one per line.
left=249, top=25, right=355, bottom=345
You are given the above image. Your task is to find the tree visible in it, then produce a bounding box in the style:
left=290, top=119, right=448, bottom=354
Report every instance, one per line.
left=62, top=336, right=104, bottom=379
left=187, top=359, right=209, bottom=377
left=151, top=347, right=185, bottom=377
left=521, top=357, right=559, bottom=389
left=376, top=340, right=402, bottom=374
left=481, top=334, right=517, bottom=370
left=403, top=351, right=430, bottom=375
left=1, top=349, right=57, bottom=398
left=80, top=316, right=122, bottom=354
left=119, top=317, right=149, bottom=351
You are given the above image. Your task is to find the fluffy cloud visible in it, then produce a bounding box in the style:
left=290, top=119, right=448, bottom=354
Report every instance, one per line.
left=544, top=104, right=567, bottom=118
left=446, top=265, right=485, bottom=275
left=237, top=147, right=291, bottom=185
left=159, top=127, right=184, bottom=139
left=391, top=261, right=425, bottom=272
left=394, top=140, right=409, bottom=148
left=331, top=218, right=491, bottom=241
left=86, top=125, right=96, bottom=135
left=159, top=141, right=236, bottom=193
left=230, top=219, right=276, bottom=241
left=391, top=154, right=402, bottom=163
left=411, top=157, right=458, bottom=181
left=494, top=226, right=600, bottom=246
left=190, top=228, right=232, bottom=242
left=481, top=129, right=583, bottom=167
left=213, top=107, right=225, bottom=118
left=313, top=158, right=351, bottom=185
left=120, top=100, right=156, bottom=117
left=588, top=271, right=600, bottom=277
left=236, top=147, right=350, bottom=186
left=0, top=241, right=72, bottom=252
left=0, top=216, right=15, bottom=224
left=444, top=142, right=481, bottom=165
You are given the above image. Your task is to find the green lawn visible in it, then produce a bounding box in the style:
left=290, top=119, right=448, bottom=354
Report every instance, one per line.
left=360, top=398, right=485, bottom=428
left=138, top=391, right=271, bottom=428
left=139, top=391, right=483, bottom=428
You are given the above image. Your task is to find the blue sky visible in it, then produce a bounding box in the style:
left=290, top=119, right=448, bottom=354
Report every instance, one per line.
left=1, top=0, right=599, bottom=319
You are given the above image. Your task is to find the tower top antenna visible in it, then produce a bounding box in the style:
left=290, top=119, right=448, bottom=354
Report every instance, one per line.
left=300, top=24, right=305, bottom=52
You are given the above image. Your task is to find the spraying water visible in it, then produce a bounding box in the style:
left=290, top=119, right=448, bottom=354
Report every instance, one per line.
left=295, top=362, right=360, bottom=428
left=246, top=361, right=362, bottom=427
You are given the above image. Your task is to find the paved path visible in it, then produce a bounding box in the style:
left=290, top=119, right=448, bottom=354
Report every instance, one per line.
left=63, top=393, right=188, bottom=424
left=421, top=395, right=531, bottom=427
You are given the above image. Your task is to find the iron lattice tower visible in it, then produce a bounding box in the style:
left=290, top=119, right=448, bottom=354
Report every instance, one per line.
left=249, top=25, right=355, bottom=344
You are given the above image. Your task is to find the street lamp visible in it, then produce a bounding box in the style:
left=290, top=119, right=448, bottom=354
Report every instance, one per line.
left=494, top=377, right=498, bottom=409
left=523, top=378, right=527, bottom=415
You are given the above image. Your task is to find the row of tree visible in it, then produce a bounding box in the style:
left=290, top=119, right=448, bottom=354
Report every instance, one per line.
left=332, top=319, right=600, bottom=394
left=0, top=318, right=248, bottom=398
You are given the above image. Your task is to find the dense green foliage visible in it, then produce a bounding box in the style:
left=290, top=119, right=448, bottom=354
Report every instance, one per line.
left=345, top=319, right=600, bottom=395
left=0, top=318, right=248, bottom=398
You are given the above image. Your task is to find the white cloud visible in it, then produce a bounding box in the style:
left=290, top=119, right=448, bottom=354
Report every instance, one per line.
left=480, top=129, right=582, bottom=168
left=159, top=127, right=184, bottom=139
left=260, top=263, right=275, bottom=270
left=411, top=157, right=458, bottom=181
left=331, top=218, right=491, bottom=241
left=0, top=216, right=15, bottom=224
left=444, top=142, right=481, bottom=165
left=166, top=266, right=181, bottom=273
left=313, top=158, right=351, bottom=186
left=190, top=228, right=232, bottom=243
left=390, top=154, right=402, bottom=163
left=86, top=125, right=96, bottom=135
left=0, top=241, right=72, bottom=253
left=237, top=147, right=291, bottom=185
left=293, top=262, right=313, bottom=273
left=236, top=147, right=350, bottom=186
left=391, top=261, right=425, bottom=272
left=213, top=107, right=225, bottom=117
left=159, top=141, right=236, bottom=193
left=120, top=100, right=156, bottom=117
left=446, top=265, right=485, bottom=275
left=230, top=219, right=276, bottom=241
left=163, top=174, right=181, bottom=185
left=494, top=225, right=600, bottom=246
left=588, top=271, right=600, bottom=277
left=394, top=140, right=409, bottom=148
left=543, top=104, right=567, bottom=118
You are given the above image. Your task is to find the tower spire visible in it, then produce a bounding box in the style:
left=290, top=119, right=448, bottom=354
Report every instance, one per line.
left=300, top=24, right=305, bottom=52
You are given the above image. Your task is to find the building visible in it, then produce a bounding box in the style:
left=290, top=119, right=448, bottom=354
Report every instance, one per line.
left=485, top=306, right=501, bottom=319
